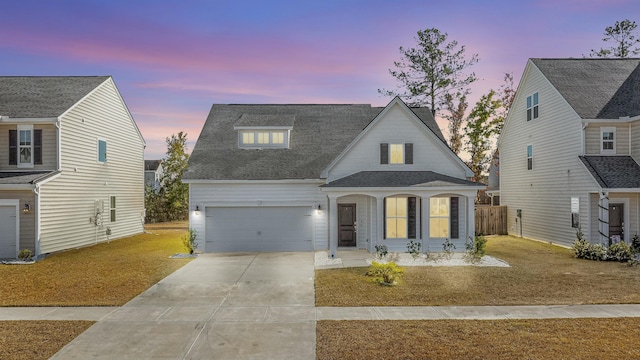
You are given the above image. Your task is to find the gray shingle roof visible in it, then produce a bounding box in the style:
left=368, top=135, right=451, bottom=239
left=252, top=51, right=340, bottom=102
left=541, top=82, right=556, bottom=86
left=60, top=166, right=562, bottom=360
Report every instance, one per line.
left=145, top=160, right=162, bottom=171
left=532, top=58, right=640, bottom=119
left=579, top=156, right=640, bottom=188
left=184, top=102, right=444, bottom=180
left=0, top=171, right=59, bottom=185
left=0, top=76, right=110, bottom=118
left=322, top=171, right=481, bottom=188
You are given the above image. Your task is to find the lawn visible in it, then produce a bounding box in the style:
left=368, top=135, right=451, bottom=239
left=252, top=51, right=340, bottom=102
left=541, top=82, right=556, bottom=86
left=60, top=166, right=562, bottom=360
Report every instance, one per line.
left=0, top=321, right=94, bottom=360
left=316, top=318, right=640, bottom=359
left=316, top=236, right=640, bottom=306
left=0, top=222, right=191, bottom=306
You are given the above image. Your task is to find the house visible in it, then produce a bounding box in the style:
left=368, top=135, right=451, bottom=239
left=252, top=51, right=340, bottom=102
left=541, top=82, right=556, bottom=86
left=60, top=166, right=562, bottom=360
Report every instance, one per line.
left=183, top=97, right=483, bottom=256
left=145, top=160, right=163, bottom=191
left=499, top=58, right=640, bottom=247
left=0, top=76, right=145, bottom=258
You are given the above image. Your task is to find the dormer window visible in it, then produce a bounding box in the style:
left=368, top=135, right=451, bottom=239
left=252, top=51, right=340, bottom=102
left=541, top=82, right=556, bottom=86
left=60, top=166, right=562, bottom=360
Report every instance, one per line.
left=234, top=113, right=294, bottom=149
left=238, top=129, right=289, bottom=148
left=600, top=127, right=616, bottom=154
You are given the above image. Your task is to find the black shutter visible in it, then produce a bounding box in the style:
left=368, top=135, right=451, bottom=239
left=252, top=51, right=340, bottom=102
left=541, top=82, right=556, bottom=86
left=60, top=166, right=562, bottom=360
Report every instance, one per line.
left=450, top=197, right=459, bottom=239
left=8, top=130, right=16, bottom=165
left=382, top=197, right=386, bottom=239
left=34, top=129, right=42, bottom=165
left=408, top=197, right=417, bottom=239
left=405, top=143, right=413, bottom=164
left=380, top=143, right=389, bottom=164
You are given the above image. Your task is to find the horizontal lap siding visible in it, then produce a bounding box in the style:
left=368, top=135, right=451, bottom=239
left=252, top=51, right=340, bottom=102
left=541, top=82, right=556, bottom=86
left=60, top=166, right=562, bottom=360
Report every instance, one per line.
left=632, top=120, right=640, bottom=160
left=0, top=124, right=57, bottom=170
left=500, top=62, right=598, bottom=247
left=0, top=190, right=36, bottom=251
left=585, top=123, right=630, bottom=155
left=39, top=79, right=144, bottom=254
left=327, top=104, right=467, bottom=182
left=189, top=182, right=327, bottom=250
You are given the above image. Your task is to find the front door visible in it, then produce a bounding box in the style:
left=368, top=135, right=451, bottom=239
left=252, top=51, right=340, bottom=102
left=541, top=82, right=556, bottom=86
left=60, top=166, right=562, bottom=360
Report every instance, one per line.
left=338, top=204, right=356, bottom=247
left=609, top=203, right=624, bottom=244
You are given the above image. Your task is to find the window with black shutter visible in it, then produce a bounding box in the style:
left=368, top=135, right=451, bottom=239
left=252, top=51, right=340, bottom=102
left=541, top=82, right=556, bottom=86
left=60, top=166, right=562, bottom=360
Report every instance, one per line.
left=405, top=143, right=413, bottom=164
left=408, top=197, right=417, bottom=239
left=34, top=129, right=42, bottom=165
left=8, top=130, right=16, bottom=165
left=380, top=143, right=389, bottom=164
left=450, top=197, right=459, bottom=239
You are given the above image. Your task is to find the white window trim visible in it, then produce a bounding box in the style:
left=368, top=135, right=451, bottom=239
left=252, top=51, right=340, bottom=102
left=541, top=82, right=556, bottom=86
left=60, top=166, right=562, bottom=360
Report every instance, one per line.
left=429, top=197, right=450, bottom=239
left=238, top=130, right=289, bottom=148
left=389, top=143, right=405, bottom=165
left=109, top=195, right=116, bottom=222
left=526, top=92, right=539, bottom=121
left=385, top=197, right=408, bottom=239
left=527, top=144, right=533, bottom=170
left=600, top=127, right=616, bottom=154
left=97, top=138, right=107, bottom=164
left=17, top=125, right=34, bottom=168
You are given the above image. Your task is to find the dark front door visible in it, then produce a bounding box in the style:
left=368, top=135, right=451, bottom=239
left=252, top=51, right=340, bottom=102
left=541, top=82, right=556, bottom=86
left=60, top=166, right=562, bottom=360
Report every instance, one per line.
left=609, top=203, right=624, bottom=244
left=338, top=204, right=356, bottom=247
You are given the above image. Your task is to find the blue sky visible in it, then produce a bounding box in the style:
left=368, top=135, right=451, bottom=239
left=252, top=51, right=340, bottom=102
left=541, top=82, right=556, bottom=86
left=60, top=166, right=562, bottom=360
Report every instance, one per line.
left=1, top=0, right=638, bottom=158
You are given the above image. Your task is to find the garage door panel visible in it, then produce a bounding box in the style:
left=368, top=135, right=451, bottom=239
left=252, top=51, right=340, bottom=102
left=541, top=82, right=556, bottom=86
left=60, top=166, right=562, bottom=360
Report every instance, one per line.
left=0, top=206, right=17, bottom=258
left=205, top=206, right=313, bottom=252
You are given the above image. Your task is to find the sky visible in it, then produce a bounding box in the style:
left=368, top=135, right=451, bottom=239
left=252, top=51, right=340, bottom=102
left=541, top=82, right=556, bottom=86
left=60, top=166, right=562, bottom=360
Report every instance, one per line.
left=2, top=0, right=639, bottom=159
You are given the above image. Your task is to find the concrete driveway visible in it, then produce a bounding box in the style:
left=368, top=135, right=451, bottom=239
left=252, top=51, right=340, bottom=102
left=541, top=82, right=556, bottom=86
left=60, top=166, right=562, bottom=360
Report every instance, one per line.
left=52, top=252, right=316, bottom=359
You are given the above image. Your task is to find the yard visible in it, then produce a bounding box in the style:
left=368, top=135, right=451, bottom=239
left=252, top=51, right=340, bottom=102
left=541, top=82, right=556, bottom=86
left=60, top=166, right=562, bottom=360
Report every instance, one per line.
left=315, top=235, right=640, bottom=359
left=0, top=222, right=190, bottom=359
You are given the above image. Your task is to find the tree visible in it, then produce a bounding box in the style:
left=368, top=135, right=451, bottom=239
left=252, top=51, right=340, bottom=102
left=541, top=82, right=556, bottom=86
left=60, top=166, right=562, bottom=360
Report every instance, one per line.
left=465, top=90, right=502, bottom=183
left=589, top=19, right=640, bottom=58
left=443, top=92, right=468, bottom=155
left=379, top=28, right=479, bottom=116
left=160, top=132, right=190, bottom=221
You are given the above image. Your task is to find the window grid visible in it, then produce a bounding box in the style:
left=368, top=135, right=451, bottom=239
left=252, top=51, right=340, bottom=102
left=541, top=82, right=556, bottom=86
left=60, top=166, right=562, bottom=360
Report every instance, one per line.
left=526, top=92, right=539, bottom=121
left=386, top=197, right=407, bottom=239
left=527, top=145, right=533, bottom=170
left=240, top=131, right=287, bottom=147
left=429, top=197, right=450, bottom=238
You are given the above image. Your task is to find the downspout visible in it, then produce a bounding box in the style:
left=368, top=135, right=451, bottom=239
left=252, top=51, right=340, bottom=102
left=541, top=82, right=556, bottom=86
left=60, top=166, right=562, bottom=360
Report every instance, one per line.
left=33, top=184, right=41, bottom=258
left=581, top=122, right=588, bottom=155
left=55, top=118, right=61, bottom=170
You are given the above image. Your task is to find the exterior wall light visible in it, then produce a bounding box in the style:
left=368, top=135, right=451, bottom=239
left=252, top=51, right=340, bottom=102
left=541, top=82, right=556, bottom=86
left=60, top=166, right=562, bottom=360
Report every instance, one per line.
left=194, top=205, right=200, bottom=216
left=23, top=203, right=30, bottom=214
left=316, top=204, right=322, bottom=215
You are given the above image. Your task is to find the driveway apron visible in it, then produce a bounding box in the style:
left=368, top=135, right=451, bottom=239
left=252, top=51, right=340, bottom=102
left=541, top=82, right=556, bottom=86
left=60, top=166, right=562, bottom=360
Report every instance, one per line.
left=52, top=252, right=316, bottom=359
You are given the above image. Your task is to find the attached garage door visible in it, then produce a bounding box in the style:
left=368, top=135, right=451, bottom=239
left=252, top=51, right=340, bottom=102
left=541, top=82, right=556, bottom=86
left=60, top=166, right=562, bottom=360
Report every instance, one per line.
left=0, top=205, right=17, bottom=258
left=205, top=206, right=313, bottom=252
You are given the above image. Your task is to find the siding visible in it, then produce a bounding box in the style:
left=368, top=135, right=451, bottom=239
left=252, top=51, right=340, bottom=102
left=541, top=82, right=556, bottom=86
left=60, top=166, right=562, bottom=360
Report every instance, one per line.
left=500, top=61, right=599, bottom=247
left=38, top=78, right=144, bottom=254
left=0, top=124, right=57, bottom=170
left=327, top=103, right=468, bottom=182
left=0, top=190, right=36, bottom=251
left=189, top=182, right=328, bottom=250
left=585, top=123, right=630, bottom=155
left=631, top=120, right=640, bottom=160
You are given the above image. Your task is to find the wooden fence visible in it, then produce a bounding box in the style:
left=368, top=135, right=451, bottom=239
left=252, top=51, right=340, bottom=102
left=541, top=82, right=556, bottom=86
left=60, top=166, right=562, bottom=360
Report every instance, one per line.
left=475, top=206, right=507, bottom=235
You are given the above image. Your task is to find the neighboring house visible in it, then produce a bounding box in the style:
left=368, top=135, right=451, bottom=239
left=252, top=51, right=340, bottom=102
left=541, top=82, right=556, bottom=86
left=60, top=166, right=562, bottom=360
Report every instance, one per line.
left=0, top=76, right=145, bottom=258
left=144, top=160, right=163, bottom=191
left=499, top=58, right=640, bottom=247
left=184, top=97, right=483, bottom=256
left=486, top=150, right=500, bottom=206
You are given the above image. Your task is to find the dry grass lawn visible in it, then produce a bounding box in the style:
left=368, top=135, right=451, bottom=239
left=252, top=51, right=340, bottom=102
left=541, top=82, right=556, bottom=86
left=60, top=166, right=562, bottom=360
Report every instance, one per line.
left=317, top=318, right=640, bottom=359
left=0, top=221, right=191, bottom=306
left=0, top=321, right=94, bottom=360
left=316, top=236, right=640, bottom=306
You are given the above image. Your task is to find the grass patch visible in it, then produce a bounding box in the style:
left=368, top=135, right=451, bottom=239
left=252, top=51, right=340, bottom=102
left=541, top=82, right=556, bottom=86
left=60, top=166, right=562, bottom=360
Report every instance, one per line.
left=316, top=318, right=640, bottom=359
left=316, top=236, right=640, bottom=306
left=0, top=321, right=94, bottom=360
left=0, top=221, right=191, bottom=306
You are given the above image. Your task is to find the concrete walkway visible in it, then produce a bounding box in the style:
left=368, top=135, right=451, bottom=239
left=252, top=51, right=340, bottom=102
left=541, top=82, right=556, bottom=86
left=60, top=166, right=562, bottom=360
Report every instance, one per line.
left=3, top=251, right=640, bottom=359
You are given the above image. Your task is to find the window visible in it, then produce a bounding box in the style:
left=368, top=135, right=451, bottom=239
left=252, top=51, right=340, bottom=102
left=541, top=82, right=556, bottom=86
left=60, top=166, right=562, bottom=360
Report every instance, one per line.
left=527, top=145, right=533, bottom=170
left=386, top=197, right=407, bottom=238
left=429, top=197, right=450, bottom=238
left=239, top=130, right=288, bottom=148
left=601, top=127, right=616, bottom=154
left=9, top=128, right=42, bottom=167
left=17, top=125, right=33, bottom=167
left=98, top=139, right=107, bottom=163
left=380, top=143, right=413, bottom=165
left=109, top=196, right=116, bottom=222
left=526, top=92, right=539, bottom=121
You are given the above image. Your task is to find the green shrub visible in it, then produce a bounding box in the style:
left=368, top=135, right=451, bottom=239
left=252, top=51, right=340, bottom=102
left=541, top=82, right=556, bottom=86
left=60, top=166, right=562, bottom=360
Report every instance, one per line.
left=182, top=228, right=198, bottom=254
left=442, top=238, right=456, bottom=259
left=631, top=234, right=640, bottom=254
left=406, top=240, right=421, bottom=259
left=366, top=261, right=404, bottom=286
left=465, top=235, right=487, bottom=262
left=608, top=242, right=633, bottom=262
left=374, top=244, right=388, bottom=260
left=17, top=249, right=33, bottom=261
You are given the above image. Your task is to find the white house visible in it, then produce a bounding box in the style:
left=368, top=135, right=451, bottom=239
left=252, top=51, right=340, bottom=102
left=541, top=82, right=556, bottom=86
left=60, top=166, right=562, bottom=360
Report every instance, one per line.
left=499, top=58, right=640, bottom=247
left=144, top=160, right=163, bottom=191
left=0, top=76, right=146, bottom=258
left=184, top=97, right=482, bottom=256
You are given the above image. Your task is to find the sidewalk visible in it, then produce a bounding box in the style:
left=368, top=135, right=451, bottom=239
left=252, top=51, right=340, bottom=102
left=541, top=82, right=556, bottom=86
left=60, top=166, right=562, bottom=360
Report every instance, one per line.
left=3, top=304, right=640, bottom=321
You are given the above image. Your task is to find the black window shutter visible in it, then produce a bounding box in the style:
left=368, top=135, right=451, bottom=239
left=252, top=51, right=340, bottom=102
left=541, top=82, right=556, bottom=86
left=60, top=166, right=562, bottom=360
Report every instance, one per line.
left=8, top=130, right=16, bottom=165
left=408, top=197, right=417, bottom=239
left=34, top=129, right=42, bottom=165
left=382, top=197, right=386, bottom=239
left=405, top=143, right=413, bottom=164
left=380, top=143, right=389, bottom=164
left=450, top=197, right=459, bottom=239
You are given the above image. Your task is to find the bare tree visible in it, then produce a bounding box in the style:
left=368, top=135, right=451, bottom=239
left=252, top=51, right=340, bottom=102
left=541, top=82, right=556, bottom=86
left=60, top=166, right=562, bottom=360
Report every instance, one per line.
left=590, top=19, right=640, bottom=58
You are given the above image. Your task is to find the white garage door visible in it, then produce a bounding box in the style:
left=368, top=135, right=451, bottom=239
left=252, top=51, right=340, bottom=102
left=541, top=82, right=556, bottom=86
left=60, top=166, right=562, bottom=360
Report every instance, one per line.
left=0, top=205, right=17, bottom=258
left=205, top=206, right=313, bottom=252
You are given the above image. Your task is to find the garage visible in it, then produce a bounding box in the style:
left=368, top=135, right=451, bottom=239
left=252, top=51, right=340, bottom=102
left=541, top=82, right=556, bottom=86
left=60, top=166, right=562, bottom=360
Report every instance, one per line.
left=205, top=206, right=314, bottom=252
left=0, top=205, right=18, bottom=258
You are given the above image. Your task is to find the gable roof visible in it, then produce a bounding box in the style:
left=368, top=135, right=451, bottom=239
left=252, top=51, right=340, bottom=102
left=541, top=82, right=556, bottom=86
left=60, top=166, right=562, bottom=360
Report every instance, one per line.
left=145, top=160, right=162, bottom=171
left=531, top=58, right=640, bottom=119
left=0, top=76, right=110, bottom=118
left=579, top=155, right=640, bottom=189
left=183, top=101, right=444, bottom=181
left=322, top=171, right=481, bottom=188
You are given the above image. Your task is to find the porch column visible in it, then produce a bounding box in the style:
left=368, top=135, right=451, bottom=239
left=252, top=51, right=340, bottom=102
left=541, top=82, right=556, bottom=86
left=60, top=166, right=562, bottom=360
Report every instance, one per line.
left=421, top=195, right=430, bottom=251
left=329, top=195, right=338, bottom=258
left=467, top=195, right=475, bottom=242
left=376, top=196, right=384, bottom=247
left=599, top=192, right=609, bottom=245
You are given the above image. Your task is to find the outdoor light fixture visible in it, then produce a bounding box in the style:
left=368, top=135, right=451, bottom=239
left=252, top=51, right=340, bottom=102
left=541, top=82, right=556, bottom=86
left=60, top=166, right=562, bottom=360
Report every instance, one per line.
left=23, top=203, right=30, bottom=214
left=194, top=205, right=200, bottom=216
left=316, top=204, right=322, bottom=215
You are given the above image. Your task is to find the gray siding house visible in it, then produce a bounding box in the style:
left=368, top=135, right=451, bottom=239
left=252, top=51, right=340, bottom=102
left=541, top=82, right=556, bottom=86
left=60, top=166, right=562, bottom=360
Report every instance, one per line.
left=0, top=76, right=145, bottom=258
left=499, top=58, right=640, bottom=247
left=184, top=97, right=482, bottom=256
left=145, top=160, right=163, bottom=191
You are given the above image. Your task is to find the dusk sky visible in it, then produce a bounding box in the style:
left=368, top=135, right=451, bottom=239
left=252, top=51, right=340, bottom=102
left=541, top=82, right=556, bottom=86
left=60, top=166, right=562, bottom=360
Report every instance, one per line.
left=2, top=0, right=638, bottom=159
